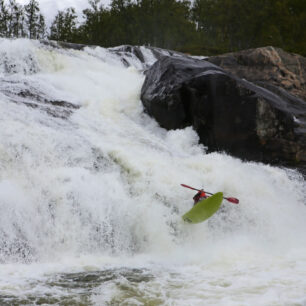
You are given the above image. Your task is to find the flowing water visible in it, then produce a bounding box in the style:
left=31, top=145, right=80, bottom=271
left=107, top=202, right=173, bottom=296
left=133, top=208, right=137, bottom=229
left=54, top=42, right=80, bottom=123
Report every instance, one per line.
left=0, top=39, right=306, bottom=306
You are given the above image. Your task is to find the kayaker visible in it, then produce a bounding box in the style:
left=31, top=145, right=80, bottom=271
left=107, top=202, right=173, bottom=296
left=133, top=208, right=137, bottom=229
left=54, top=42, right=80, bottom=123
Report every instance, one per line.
left=193, top=189, right=207, bottom=205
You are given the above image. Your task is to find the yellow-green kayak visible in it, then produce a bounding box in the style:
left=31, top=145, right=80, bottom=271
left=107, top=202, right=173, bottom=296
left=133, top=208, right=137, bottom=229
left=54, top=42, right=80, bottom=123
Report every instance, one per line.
left=182, top=192, right=223, bottom=224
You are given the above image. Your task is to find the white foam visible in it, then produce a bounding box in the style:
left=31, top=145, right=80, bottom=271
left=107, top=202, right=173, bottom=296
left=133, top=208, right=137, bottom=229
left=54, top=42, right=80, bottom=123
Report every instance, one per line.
left=0, top=38, right=305, bottom=305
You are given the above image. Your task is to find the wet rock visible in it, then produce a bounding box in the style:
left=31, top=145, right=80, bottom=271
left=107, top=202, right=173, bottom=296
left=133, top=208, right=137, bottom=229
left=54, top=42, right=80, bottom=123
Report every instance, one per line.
left=41, top=40, right=90, bottom=51
left=0, top=80, right=79, bottom=119
left=207, top=46, right=306, bottom=101
left=141, top=55, right=306, bottom=165
left=41, top=40, right=186, bottom=70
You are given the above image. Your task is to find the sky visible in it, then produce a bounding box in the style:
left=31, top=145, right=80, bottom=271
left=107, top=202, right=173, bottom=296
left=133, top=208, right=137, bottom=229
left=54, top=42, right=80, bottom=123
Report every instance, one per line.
left=16, top=0, right=112, bottom=25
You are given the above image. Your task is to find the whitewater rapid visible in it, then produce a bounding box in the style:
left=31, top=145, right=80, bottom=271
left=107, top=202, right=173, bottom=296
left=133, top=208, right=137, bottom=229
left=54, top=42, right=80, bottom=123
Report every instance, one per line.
left=0, top=39, right=305, bottom=305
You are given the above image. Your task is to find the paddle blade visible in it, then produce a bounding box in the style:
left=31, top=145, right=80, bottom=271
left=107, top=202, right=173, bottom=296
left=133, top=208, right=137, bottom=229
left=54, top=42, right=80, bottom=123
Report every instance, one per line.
left=226, top=197, right=239, bottom=204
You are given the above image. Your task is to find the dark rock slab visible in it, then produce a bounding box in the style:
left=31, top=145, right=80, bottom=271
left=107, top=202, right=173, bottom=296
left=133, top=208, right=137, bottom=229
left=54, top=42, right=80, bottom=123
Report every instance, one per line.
left=141, top=55, right=306, bottom=165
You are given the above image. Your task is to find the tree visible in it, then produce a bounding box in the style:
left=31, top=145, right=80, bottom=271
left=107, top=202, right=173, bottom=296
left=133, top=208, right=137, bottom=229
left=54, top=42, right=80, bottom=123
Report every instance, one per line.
left=1, top=0, right=302, bottom=57
left=108, top=0, right=135, bottom=46
left=37, top=13, right=46, bottom=39
left=79, top=1, right=113, bottom=45
left=11, top=1, right=25, bottom=37
left=285, top=0, right=306, bottom=55
left=134, top=0, right=196, bottom=50
left=4, top=0, right=26, bottom=38
left=49, top=8, right=77, bottom=42
left=49, top=11, right=65, bottom=41
left=0, top=0, right=9, bottom=37
left=24, top=0, right=40, bottom=39
left=192, top=0, right=306, bottom=56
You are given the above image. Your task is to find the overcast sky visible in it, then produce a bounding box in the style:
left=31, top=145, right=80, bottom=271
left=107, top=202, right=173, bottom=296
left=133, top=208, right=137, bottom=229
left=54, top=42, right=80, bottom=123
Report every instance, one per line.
left=16, top=0, right=112, bottom=25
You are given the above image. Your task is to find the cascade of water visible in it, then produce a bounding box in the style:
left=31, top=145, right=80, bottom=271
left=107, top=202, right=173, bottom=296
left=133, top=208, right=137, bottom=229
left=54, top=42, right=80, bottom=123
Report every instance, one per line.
left=0, top=38, right=305, bottom=305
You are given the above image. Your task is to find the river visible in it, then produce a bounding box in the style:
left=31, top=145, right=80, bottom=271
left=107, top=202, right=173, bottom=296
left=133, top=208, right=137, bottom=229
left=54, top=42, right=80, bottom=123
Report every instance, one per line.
left=0, top=39, right=305, bottom=305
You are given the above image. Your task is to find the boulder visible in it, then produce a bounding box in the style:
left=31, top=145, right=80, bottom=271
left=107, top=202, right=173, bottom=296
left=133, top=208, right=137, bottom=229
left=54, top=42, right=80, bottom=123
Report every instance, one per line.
left=141, top=55, right=306, bottom=165
left=207, top=46, right=306, bottom=101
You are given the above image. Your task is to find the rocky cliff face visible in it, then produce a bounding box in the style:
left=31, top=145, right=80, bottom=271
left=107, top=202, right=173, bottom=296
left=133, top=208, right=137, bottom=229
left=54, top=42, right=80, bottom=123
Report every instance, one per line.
left=141, top=52, right=306, bottom=165
left=207, top=46, right=306, bottom=101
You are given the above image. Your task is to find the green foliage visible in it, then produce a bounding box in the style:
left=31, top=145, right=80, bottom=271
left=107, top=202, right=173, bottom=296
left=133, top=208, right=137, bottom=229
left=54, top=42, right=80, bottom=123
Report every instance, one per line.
left=0, top=0, right=305, bottom=56
left=10, top=0, right=25, bottom=38
left=0, top=0, right=45, bottom=39
left=134, top=0, right=196, bottom=51
left=0, top=0, right=10, bottom=37
left=72, top=0, right=306, bottom=56
left=75, top=0, right=197, bottom=51
left=49, top=8, right=78, bottom=42
left=37, top=14, right=46, bottom=39
left=192, top=0, right=306, bottom=56
left=25, top=0, right=40, bottom=38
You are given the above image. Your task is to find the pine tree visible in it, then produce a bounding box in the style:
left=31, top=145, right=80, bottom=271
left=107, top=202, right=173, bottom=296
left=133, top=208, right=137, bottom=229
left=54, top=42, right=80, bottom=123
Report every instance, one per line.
left=63, top=8, right=77, bottom=41
left=11, top=1, right=25, bottom=38
left=132, top=0, right=196, bottom=50
left=37, top=13, right=46, bottom=39
left=191, top=0, right=306, bottom=55
left=0, top=0, right=9, bottom=37
left=79, top=0, right=113, bottom=45
left=5, top=0, right=25, bottom=38
left=49, top=11, right=64, bottom=41
left=25, top=0, right=40, bottom=39
left=49, top=8, right=77, bottom=42
left=0, top=0, right=299, bottom=57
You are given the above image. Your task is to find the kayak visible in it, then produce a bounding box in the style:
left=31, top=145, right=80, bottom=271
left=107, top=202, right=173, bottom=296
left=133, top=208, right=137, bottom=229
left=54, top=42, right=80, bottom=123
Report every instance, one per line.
left=182, top=192, right=223, bottom=224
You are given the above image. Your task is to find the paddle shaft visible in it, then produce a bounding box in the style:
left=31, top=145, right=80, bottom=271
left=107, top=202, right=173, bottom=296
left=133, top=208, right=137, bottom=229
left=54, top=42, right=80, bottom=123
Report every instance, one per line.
left=181, top=184, right=239, bottom=204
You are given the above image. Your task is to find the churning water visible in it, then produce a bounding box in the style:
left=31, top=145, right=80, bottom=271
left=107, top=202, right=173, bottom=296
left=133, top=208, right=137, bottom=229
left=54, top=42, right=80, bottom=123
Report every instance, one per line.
left=0, top=39, right=305, bottom=305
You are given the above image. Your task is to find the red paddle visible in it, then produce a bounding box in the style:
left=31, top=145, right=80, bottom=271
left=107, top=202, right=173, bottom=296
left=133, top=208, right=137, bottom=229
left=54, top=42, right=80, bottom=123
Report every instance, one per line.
left=181, top=184, right=239, bottom=204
